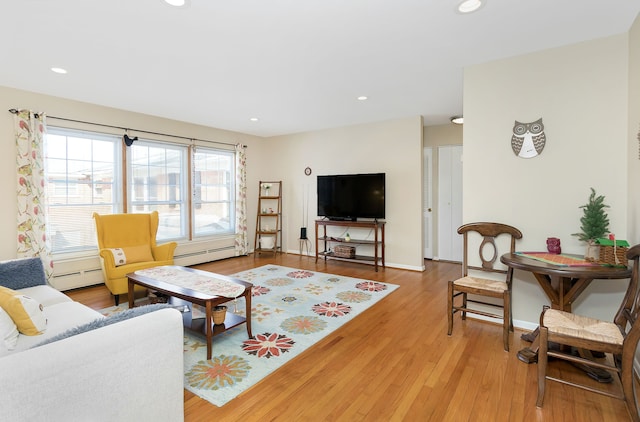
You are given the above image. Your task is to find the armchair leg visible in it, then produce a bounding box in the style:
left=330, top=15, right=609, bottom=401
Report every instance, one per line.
left=114, top=294, right=120, bottom=306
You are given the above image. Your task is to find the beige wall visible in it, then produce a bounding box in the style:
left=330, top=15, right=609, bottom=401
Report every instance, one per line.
left=464, top=34, right=630, bottom=328
left=628, top=14, right=640, bottom=242
left=265, top=116, right=425, bottom=270
left=424, top=124, right=462, bottom=148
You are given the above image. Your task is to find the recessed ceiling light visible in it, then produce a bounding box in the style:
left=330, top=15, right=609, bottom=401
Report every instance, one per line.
left=51, top=67, right=68, bottom=74
left=451, top=116, right=464, bottom=125
left=163, top=0, right=190, bottom=8
left=249, top=117, right=259, bottom=122
left=457, top=0, right=484, bottom=14
left=357, top=96, right=368, bottom=101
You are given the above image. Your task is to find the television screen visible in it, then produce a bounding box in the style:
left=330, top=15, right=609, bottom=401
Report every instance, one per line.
left=317, top=173, right=385, bottom=220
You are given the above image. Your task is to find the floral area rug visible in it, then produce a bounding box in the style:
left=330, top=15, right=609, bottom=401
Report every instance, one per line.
left=101, top=265, right=398, bottom=407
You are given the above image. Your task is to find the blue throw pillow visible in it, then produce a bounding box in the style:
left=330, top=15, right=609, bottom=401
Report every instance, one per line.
left=0, top=258, right=46, bottom=290
left=33, top=304, right=174, bottom=348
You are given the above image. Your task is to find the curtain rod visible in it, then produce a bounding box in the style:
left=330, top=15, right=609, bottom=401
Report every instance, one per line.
left=8, top=108, right=246, bottom=148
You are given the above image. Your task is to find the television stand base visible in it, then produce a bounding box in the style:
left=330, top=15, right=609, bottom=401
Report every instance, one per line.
left=315, top=219, right=386, bottom=271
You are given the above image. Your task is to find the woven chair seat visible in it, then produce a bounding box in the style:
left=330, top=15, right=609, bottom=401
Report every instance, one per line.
left=543, top=309, right=624, bottom=345
left=453, top=276, right=508, bottom=293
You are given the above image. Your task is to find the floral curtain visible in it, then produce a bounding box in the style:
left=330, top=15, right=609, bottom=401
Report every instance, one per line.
left=234, top=144, right=248, bottom=255
left=14, top=110, right=53, bottom=280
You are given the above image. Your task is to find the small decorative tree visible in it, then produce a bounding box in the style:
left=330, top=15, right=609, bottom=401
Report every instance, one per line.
left=573, top=188, right=610, bottom=259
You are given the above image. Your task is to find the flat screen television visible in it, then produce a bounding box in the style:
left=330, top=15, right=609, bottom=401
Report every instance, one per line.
left=317, top=173, right=385, bottom=221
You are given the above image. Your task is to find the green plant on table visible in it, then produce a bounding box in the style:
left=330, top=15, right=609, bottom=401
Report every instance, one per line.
left=572, top=187, right=610, bottom=242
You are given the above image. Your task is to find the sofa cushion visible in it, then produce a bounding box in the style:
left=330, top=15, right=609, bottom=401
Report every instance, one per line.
left=0, top=257, right=46, bottom=290
left=0, top=307, right=18, bottom=351
left=109, top=248, right=128, bottom=266
left=34, top=303, right=172, bottom=347
left=122, top=245, right=154, bottom=264
left=2, top=301, right=104, bottom=356
left=108, top=245, right=154, bottom=267
left=18, top=285, right=72, bottom=308
left=0, top=286, right=46, bottom=336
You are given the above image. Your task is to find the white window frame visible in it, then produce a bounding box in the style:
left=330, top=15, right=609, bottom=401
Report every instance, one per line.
left=192, top=146, right=236, bottom=238
left=127, top=139, right=188, bottom=242
left=45, top=127, right=123, bottom=254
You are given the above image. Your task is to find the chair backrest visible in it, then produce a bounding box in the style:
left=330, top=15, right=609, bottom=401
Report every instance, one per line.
left=458, top=222, right=523, bottom=279
left=617, top=244, right=640, bottom=337
left=93, top=211, right=160, bottom=249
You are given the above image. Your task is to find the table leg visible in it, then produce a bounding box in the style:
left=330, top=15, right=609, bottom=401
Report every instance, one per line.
left=517, top=329, right=614, bottom=382
left=517, top=331, right=540, bottom=364
left=245, top=288, right=253, bottom=338
left=128, top=278, right=135, bottom=309
left=572, top=349, right=613, bottom=383
left=205, top=301, right=212, bottom=360
left=521, top=327, right=538, bottom=343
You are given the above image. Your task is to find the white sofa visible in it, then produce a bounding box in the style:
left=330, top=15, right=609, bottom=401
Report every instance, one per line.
left=0, top=258, right=185, bottom=422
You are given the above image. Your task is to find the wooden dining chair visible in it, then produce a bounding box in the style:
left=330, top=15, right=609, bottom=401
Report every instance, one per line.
left=447, top=222, right=523, bottom=351
left=536, top=243, right=640, bottom=422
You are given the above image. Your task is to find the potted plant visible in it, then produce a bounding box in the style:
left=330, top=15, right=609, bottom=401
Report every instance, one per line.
left=572, top=187, right=610, bottom=260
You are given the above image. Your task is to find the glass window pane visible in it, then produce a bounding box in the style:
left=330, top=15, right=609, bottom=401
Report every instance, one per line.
left=44, top=127, right=121, bottom=253
left=194, top=203, right=232, bottom=235
left=192, top=147, right=234, bottom=237
left=129, top=141, right=187, bottom=240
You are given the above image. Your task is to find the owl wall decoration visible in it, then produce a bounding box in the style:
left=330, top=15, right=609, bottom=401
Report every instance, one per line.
left=511, top=118, right=546, bottom=158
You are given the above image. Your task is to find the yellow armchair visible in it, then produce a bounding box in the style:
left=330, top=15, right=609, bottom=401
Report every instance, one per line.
left=93, top=211, right=177, bottom=305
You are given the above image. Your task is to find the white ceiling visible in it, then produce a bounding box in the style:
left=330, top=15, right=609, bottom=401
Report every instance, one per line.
left=2, top=1, right=639, bottom=137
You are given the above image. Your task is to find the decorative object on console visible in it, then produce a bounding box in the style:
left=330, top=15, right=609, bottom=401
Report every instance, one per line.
left=511, top=118, right=546, bottom=158
left=595, top=235, right=629, bottom=267
left=334, top=245, right=356, bottom=258
left=572, top=187, right=610, bottom=261
left=261, top=182, right=272, bottom=196
left=546, top=237, right=561, bottom=254
left=212, top=305, right=227, bottom=325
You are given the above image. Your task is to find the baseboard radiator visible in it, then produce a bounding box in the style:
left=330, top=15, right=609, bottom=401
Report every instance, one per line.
left=51, top=237, right=237, bottom=291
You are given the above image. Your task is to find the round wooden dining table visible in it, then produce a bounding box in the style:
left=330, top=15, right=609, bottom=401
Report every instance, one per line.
left=500, top=252, right=632, bottom=373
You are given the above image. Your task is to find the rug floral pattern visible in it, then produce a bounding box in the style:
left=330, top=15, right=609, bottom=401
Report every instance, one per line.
left=108, top=265, right=398, bottom=407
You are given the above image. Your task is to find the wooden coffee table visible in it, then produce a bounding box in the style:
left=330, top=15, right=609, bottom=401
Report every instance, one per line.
left=127, top=265, right=253, bottom=360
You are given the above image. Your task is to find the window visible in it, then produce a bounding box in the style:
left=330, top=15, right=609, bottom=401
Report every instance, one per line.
left=45, top=128, right=121, bottom=253
left=44, top=127, right=237, bottom=255
left=192, top=147, right=235, bottom=237
left=128, top=141, right=188, bottom=241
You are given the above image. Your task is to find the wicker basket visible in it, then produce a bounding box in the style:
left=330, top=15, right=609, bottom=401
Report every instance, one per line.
left=212, top=305, right=227, bottom=325
left=595, top=238, right=629, bottom=267
left=334, top=245, right=356, bottom=258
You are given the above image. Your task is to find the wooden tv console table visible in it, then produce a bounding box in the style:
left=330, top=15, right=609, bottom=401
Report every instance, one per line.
left=315, top=219, right=385, bottom=271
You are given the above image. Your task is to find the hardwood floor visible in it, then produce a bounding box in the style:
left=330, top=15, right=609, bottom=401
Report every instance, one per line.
left=67, top=254, right=632, bottom=421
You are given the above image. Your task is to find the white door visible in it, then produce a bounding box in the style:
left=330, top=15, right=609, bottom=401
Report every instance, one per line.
left=437, top=145, right=463, bottom=262
left=423, top=147, right=434, bottom=259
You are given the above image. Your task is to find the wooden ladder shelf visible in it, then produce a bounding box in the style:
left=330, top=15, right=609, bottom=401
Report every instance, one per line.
left=254, top=181, right=282, bottom=255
